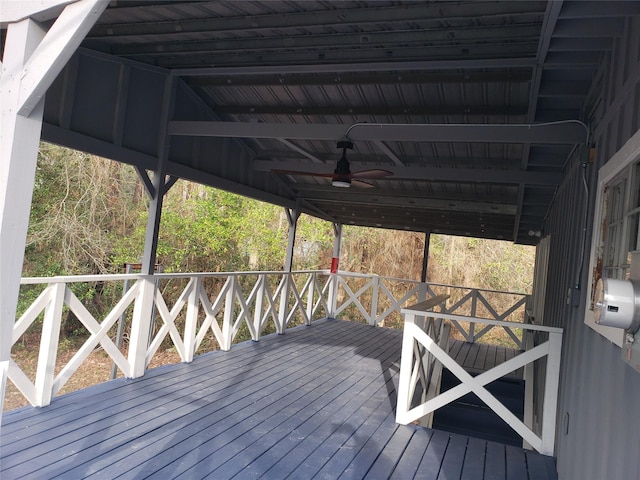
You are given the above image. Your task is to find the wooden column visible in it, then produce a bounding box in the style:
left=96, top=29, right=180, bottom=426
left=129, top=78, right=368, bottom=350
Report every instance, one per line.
left=128, top=76, right=177, bottom=377
left=0, top=0, right=108, bottom=419
left=328, top=223, right=343, bottom=318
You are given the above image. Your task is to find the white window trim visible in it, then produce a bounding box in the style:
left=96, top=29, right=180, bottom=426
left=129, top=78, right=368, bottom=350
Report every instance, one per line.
left=585, top=128, right=640, bottom=346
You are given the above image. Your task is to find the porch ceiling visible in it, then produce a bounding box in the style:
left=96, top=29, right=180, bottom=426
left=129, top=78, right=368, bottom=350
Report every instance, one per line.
left=28, top=1, right=640, bottom=243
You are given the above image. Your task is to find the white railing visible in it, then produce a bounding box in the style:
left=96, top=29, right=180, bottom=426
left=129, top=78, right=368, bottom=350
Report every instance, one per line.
left=8, top=270, right=331, bottom=407
left=396, top=305, right=563, bottom=456
left=5, top=270, right=530, bottom=409
left=334, top=272, right=530, bottom=348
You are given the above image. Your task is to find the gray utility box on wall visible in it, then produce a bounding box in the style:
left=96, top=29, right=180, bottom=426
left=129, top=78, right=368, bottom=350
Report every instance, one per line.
left=594, top=251, right=640, bottom=373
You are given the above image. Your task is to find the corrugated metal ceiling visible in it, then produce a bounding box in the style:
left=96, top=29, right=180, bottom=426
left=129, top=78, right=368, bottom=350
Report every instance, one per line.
left=72, top=1, right=639, bottom=243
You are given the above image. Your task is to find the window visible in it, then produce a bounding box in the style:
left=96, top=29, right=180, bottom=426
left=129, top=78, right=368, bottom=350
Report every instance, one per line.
left=585, top=130, right=640, bottom=346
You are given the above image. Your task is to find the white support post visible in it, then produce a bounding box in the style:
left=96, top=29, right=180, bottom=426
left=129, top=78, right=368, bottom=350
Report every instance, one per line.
left=540, top=331, right=563, bottom=456
left=254, top=274, right=266, bottom=338
left=328, top=223, right=343, bottom=318
left=278, top=209, right=299, bottom=332
left=221, top=276, right=236, bottom=350
left=306, top=273, right=316, bottom=325
left=370, top=275, right=380, bottom=326
left=396, top=312, right=417, bottom=422
left=129, top=277, right=155, bottom=377
left=129, top=76, right=177, bottom=373
left=0, top=17, right=48, bottom=416
left=1, top=1, right=106, bottom=424
left=34, top=282, right=65, bottom=406
left=183, top=277, right=199, bottom=362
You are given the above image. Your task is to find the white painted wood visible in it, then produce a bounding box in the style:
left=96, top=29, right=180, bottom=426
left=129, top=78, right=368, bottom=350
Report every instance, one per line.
left=541, top=331, right=563, bottom=455
left=0, top=17, right=47, bottom=413
left=584, top=128, right=640, bottom=346
left=523, top=329, right=535, bottom=450
left=12, top=285, right=54, bottom=342
left=278, top=274, right=290, bottom=333
left=7, top=359, right=37, bottom=406
left=221, top=276, right=235, bottom=350
left=145, top=289, right=187, bottom=365
left=0, top=0, right=76, bottom=24
left=398, top=321, right=548, bottom=451
left=396, top=312, right=417, bottom=421
left=184, top=277, right=200, bottom=362
left=253, top=274, right=267, bottom=337
left=194, top=279, right=225, bottom=351
left=8, top=0, right=109, bottom=116
left=334, top=275, right=375, bottom=322
left=128, top=277, right=157, bottom=377
left=53, top=285, right=134, bottom=392
left=376, top=281, right=422, bottom=321
left=402, top=309, right=563, bottom=334
left=34, top=282, right=65, bottom=406
left=370, top=275, right=380, bottom=326
left=328, top=223, right=343, bottom=317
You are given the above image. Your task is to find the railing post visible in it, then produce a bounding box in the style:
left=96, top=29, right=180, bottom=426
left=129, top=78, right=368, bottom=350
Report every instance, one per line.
left=469, top=289, right=477, bottom=342
left=306, top=273, right=316, bottom=325
left=34, top=282, right=65, bottom=407
left=129, top=276, right=156, bottom=377
left=254, top=274, right=266, bottom=338
left=221, top=276, right=236, bottom=350
left=523, top=329, right=535, bottom=450
left=370, top=275, right=380, bottom=326
left=183, top=277, right=200, bottom=362
left=540, top=331, right=563, bottom=455
left=396, top=312, right=416, bottom=424
left=277, top=273, right=290, bottom=333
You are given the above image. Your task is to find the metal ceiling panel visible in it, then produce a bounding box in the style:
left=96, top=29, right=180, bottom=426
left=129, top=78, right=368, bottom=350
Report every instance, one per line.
left=14, top=0, right=636, bottom=243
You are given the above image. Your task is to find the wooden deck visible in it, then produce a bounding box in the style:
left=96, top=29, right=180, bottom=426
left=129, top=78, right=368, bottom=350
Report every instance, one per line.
left=0, top=319, right=555, bottom=480
left=449, top=339, right=524, bottom=379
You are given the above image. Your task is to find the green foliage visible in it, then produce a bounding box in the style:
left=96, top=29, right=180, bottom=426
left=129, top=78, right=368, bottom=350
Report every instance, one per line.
left=22, top=143, right=535, bottom=348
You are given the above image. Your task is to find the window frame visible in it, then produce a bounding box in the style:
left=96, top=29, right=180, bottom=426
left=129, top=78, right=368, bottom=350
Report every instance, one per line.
left=585, top=129, right=640, bottom=346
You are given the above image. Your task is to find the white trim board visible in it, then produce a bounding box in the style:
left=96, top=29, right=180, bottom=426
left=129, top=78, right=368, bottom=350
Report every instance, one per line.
left=584, top=128, right=640, bottom=346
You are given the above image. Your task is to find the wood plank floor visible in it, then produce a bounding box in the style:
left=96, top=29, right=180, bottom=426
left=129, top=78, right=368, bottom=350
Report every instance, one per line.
left=448, top=339, right=524, bottom=379
left=0, top=319, right=555, bottom=480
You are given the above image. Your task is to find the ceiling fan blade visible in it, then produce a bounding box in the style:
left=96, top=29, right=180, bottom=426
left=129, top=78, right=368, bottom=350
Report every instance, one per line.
left=351, top=169, right=393, bottom=179
left=352, top=179, right=375, bottom=189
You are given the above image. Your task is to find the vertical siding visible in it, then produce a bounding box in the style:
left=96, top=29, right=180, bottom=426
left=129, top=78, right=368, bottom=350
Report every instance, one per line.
left=542, top=16, right=640, bottom=480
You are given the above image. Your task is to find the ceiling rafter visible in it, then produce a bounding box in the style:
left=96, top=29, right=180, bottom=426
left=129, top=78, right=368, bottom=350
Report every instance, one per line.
left=111, top=24, right=543, bottom=57
left=186, top=70, right=533, bottom=87
left=255, top=160, right=563, bottom=186
left=210, top=105, right=528, bottom=117
left=89, top=2, right=546, bottom=38
left=168, top=120, right=589, bottom=145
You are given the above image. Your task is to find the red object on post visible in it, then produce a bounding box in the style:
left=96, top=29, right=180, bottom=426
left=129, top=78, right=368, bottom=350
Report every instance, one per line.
left=330, top=257, right=339, bottom=274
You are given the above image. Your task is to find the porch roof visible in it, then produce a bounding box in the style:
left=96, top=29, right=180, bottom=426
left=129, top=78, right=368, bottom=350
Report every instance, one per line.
left=23, top=1, right=639, bottom=245
left=1, top=319, right=556, bottom=480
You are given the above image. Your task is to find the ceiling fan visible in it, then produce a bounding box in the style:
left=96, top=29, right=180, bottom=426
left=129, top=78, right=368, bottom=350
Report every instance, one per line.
left=271, top=141, right=393, bottom=188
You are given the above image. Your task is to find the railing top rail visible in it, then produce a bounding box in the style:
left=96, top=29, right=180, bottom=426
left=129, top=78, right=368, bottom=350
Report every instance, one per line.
left=401, top=308, right=563, bottom=334
left=337, top=271, right=529, bottom=297
left=20, top=270, right=332, bottom=285
left=20, top=270, right=529, bottom=297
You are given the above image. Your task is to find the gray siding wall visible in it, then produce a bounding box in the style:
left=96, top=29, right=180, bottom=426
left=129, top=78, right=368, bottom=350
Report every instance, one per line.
left=542, top=16, right=640, bottom=480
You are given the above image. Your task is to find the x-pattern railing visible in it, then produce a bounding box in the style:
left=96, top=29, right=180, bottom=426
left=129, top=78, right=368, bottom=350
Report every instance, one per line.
left=335, top=273, right=529, bottom=347
left=9, top=271, right=331, bottom=407
left=396, top=304, right=563, bottom=456
left=7, top=270, right=529, bottom=408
